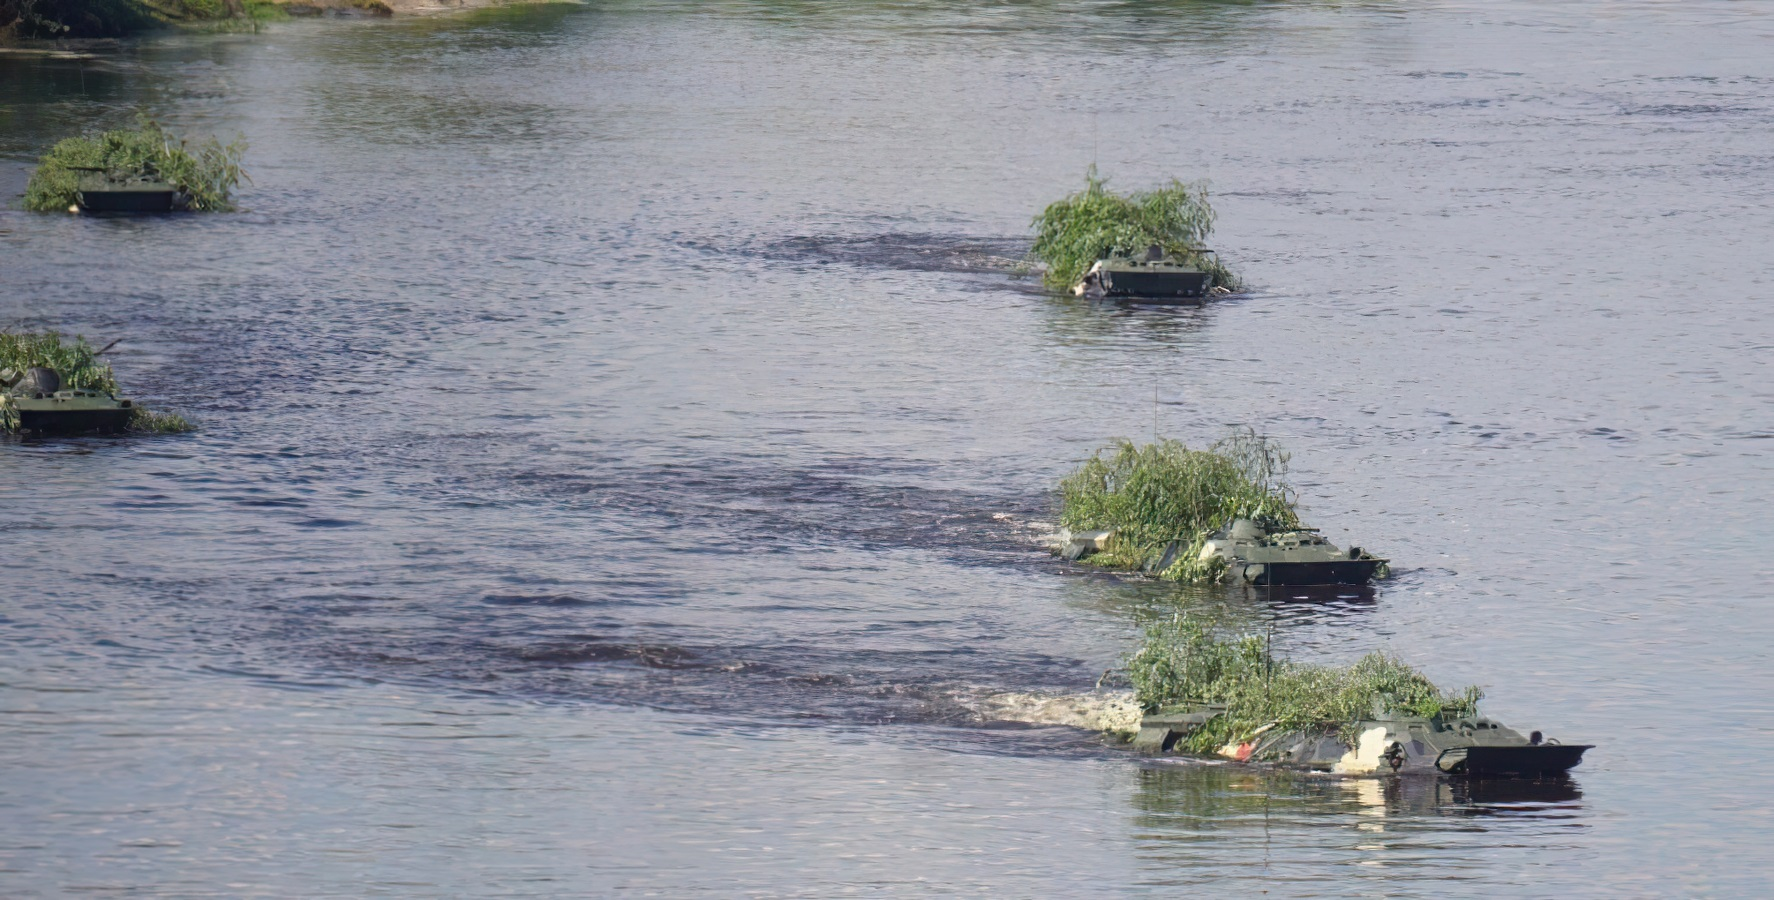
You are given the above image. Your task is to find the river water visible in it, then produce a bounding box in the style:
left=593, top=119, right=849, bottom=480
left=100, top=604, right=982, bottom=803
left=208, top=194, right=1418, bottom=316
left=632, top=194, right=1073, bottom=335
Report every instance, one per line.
left=2, top=0, right=1771, bottom=894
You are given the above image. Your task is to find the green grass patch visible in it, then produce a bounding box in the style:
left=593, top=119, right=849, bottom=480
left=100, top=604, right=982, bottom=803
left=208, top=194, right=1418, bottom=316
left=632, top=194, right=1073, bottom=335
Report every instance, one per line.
left=1, top=330, right=194, bottom=434
left=1058, top=429, right=1298, bottom=581
left=23, top=117, right=245, bottom=213
left=242, top=0, right=287, bottom=20
left=1030, top=166, right=1239, bottom=291
left=0, top=330, right=119, bottom=393
left=128, top=407, right=195, bottom=433
left=1130, top=614, right=1484, bottom=752
left=144, top=0, right=290, bottom=28
left=156, top=0, right=225, bottom=17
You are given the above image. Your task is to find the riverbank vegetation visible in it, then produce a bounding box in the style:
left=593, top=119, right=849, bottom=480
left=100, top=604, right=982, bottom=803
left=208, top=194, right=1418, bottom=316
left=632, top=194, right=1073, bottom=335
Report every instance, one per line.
left=1129, top=614, right=1484, bottom=752
left=3, top=0, right=148, bottom=38
left=1030, top=166, right=1239, bottom=291
left=1, top=0, right=285, bottom=40
left=1058, top=430, right=1297, bottom=581
left=0, top=331, right=194, bottom=433
left=23, top=118, right=245, bottom=212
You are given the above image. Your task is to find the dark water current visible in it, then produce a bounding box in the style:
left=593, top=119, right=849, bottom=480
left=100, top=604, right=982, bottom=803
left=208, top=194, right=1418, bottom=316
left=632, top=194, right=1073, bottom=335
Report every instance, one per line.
left=2, top=0, right=1772, bottom=894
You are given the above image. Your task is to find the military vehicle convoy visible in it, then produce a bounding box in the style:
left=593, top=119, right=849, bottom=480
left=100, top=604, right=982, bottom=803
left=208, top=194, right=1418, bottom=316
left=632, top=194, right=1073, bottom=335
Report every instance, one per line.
left=1132, top=704, right=1591, bottom=778
left=1200, top=517, right=1389, bottom=586
left=0, top=366, right=135, bottom=434
left=1073, top=245, right=1213, bottom=300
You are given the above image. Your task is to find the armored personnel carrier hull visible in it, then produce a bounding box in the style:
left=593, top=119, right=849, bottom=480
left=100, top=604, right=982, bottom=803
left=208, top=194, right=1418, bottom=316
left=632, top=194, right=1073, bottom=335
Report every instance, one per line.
left=1203, top=518, right=1387, bottom=586
left=13, top=401, right=134, bottom=434
left=74, top=173, right=182, bottom=213
left=1072, top=249, right=1213, bottom=301
left=77, top=185, right=180, bottom=213
left=1134, top=708, right=1590, bottom=778
left=2, top=367, right=134, bottom=434
left=1231, top=557, right=1386, bottom=586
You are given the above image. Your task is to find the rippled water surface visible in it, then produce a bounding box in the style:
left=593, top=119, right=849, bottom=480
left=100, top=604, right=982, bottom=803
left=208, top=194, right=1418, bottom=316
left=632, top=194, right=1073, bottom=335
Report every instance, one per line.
left=2, top=0, right=1772, bottom=894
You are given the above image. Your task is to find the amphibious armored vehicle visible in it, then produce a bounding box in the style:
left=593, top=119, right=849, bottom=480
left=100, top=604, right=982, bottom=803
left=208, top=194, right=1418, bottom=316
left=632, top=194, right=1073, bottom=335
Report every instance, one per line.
left=1133, top=705, right=1591, bottom=778
left=1, top=367, right=134, bottom=434
left=73, top=170, right=182, bottom=213
left=1201, top=518, right=1387, bottom=586
left=1072, top=245, right=1212, bottom=301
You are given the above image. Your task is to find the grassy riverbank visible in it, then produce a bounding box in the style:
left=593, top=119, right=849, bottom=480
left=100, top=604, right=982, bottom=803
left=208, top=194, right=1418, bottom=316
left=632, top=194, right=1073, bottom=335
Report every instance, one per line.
left=1, top=0, right=290, bottom=40
left=3, top=0, right=551, bottom=38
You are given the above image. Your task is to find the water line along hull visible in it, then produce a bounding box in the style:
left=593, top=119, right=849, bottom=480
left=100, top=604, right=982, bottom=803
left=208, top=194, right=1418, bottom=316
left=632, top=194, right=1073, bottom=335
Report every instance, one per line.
left=77, top=188, right=181, bottom=213
left=1234, top=558, right=1386, bottom=585
left=15, top=407, right=133, bottom=434
left=1435, top=744, right=1592, bottom=777
left=1100, top=269, right=1211, bottom=299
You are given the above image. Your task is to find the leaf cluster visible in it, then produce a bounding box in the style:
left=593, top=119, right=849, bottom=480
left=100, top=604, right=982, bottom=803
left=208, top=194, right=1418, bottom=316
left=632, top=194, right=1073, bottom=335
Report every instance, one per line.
left=147, top=0, right=292, bottom=25
left=1057, top=429, right=1298, bottom=581
left=1030, top=166, right=1238, bottom=290
left=1129, top=614, right=1484, bottom=753
left=129, top=407, right=196, bottom=433
left=23, top=118, right=245, bottom=213
left=0, top=330, right=119, bottom=393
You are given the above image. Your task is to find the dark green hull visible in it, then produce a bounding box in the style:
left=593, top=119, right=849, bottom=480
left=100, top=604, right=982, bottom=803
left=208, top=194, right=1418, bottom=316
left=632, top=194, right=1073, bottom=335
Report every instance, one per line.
left=77, top=188, right=180, bottom=213
left=1436, top=744, right=1592, bottom=777
left=1235, top=558, right=1385, bottom=586
left=1100, top=269, right=1211, bottom=299
left=16, top=407, right=133, bottom=434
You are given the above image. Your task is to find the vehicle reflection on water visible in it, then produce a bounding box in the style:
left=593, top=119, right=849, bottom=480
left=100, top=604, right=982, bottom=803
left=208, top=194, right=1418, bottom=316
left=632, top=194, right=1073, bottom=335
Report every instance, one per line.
left=1128, top=764, right=1586, bottom=882
left=1133, top=764, right=1583, bottom=824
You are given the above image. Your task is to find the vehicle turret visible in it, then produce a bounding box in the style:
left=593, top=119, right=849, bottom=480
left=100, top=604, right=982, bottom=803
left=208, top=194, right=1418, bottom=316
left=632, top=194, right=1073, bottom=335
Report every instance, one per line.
left=1200, top=517, right=1388, bottom=585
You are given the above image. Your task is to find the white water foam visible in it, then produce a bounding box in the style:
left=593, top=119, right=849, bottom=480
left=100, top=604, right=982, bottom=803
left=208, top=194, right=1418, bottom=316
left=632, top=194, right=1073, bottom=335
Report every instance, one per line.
left=964, top=689, right=1143, bottom=734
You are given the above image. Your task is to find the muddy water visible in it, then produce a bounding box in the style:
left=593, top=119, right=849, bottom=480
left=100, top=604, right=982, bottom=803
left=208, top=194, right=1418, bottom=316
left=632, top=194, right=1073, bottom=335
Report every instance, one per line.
left=2, top=0, right=1771, bottom=894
